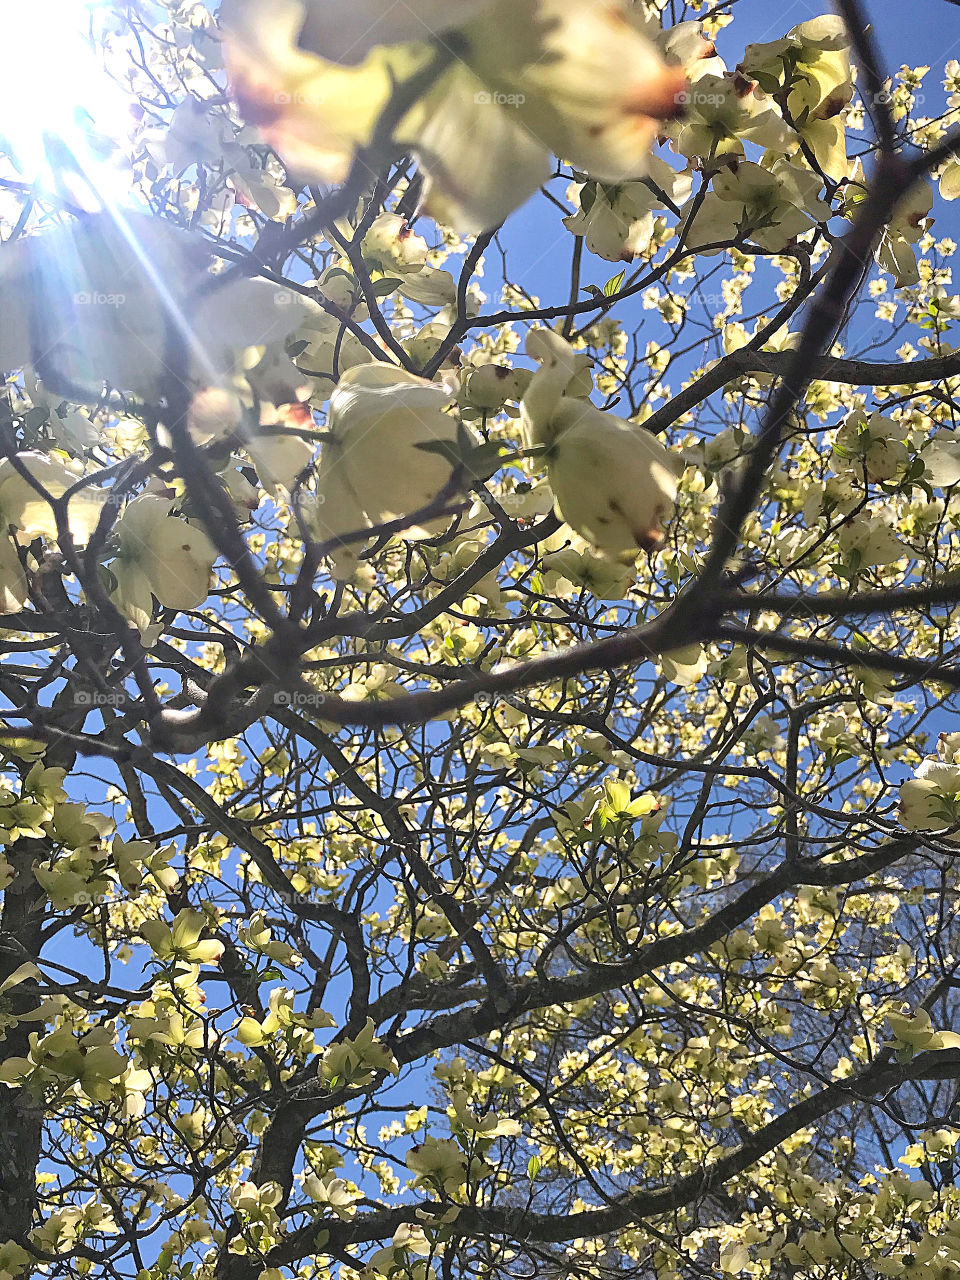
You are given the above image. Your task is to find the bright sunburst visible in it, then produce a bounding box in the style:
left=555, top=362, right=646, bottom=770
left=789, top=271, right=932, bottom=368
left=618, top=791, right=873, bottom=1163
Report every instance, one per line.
left=0, top=0, right=130, bottom=203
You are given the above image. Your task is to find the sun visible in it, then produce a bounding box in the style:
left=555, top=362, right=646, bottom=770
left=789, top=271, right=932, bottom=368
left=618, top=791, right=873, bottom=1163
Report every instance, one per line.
left=0, top=0, right=130, bottom=203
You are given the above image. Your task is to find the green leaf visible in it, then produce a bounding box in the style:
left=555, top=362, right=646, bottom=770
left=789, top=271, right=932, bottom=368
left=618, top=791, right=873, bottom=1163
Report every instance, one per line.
left=414, top=437, right=508, bottom=481
left=415, top=439, right=464, bottom=466
left=578, top=183, right=598, bottom=216
left=97, top=564, right=119, bottom=595
left=604, top=269, right=626, bottom=297
left=753, top=69, right=785, bottom=94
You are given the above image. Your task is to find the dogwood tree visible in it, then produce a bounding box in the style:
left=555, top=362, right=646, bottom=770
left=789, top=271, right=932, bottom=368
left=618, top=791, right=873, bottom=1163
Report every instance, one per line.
left=4, top=0, right=960, bottom=1276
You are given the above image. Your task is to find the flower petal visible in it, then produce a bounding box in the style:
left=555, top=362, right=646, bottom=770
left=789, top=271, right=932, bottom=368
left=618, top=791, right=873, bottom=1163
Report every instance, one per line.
left=546, top=406, right=678, bottom=556
left=330, top=363, right=456, bottom=425
left=521, top=329, right=587, bottom=449
left=147, top=521, right=218, bottom=612
left=0, top=453, right=107, bottom=545
left=309, top=454, right=371, bottom=579
left=0, top=535, right=28, bottom=615
left=328, top=364, right=474, bottom=535
left=298, top=0, right=489, bottom=64
left=221, top=0, right=419, bottom=185
left=465, top=0, right=686, bottom=181
left=110, top=560, right=155, bottom=635
left=245, top=424, right=317, bottom=495
left=400, top=64, right=550, bottom=232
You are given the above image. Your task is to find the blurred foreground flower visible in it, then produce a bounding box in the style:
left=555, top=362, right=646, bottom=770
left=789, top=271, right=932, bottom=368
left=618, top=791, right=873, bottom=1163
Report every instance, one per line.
left=0, top=213, right=311, bottom=402
left=220, top=0, right=687, bottom=231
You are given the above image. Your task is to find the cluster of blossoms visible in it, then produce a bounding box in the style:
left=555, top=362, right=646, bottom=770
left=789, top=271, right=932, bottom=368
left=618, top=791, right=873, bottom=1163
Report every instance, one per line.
left=309, top=328, right=680, bottom=580
left=0, top=1, right=945, bottom=686
left=0, top=452, right=107, bottom=613
left=3, top=0, right=960, bottom=1273
left=217, top=2, right=867, bottom=256
left=197, top=0, right=893, bottom=585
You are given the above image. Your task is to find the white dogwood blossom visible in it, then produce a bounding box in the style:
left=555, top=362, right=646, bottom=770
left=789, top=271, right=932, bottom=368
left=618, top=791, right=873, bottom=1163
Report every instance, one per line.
left=874, top=181, right=934, bottom=285
left=673, top=72, right=789, bottom=163
left=0, top=453, right=107, bottom=545
left=461, top=365, right=531, bottom=414
left=0, top=453, right=108, bottom=614
left=109, top=496, right=218, bottom=634
left=0, top=534, right=27, bottom=615
left=307, top=455, right=371, bottom=581
left=921, top=431, right=960, bottom=487
left=547, top=418, right=679, bottom=558
left=833, top=410, right=909, bottom=482
left=564, top=157, right=693, bottom=263
left=837, top=510, right=906, bottom=569
left=900, top=733, right=960, bottom=838
left=321, top=364, right=479, bottom=542
left=522, top=330, right=678, bottom=557
left=243, top=407, right=317, bottom=496
left=741, top=17, right=851, bottom=113
left=740, top=16, right=853, bottom=180
left=187, top=388, right=245, bottom=446
left=656, top=20, right=726, bottom=83
left=683, top=158, right=831, bottom=253
left=361, top=213, right=429, bottom=276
